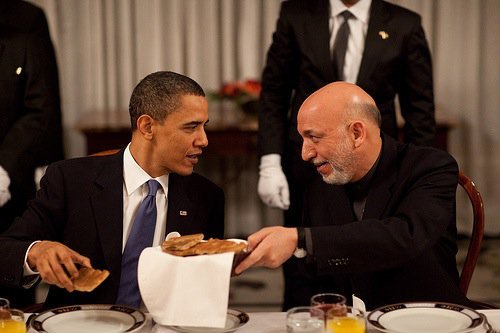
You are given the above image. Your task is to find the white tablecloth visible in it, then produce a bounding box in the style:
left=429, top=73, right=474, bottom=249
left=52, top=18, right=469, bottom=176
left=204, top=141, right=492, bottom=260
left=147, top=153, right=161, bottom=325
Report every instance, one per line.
left=150, top=310, right=500, bottom=333
left=27, top=309, right=500, bottom=332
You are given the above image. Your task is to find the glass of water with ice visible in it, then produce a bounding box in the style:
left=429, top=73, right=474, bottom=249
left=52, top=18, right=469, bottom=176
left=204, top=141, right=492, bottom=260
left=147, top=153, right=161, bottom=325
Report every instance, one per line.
left=286, top=306, right=325, bottom=333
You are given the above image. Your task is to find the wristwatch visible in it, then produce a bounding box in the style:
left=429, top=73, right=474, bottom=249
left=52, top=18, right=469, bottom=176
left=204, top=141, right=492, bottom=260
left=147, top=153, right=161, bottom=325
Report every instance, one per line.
left=293, top=227, right=307, bottom=258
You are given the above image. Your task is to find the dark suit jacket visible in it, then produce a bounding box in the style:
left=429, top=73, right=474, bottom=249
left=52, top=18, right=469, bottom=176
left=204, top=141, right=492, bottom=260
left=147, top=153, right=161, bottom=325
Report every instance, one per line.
left=0, top=1, right=64, bottom=231
left=293, top=134, right=470, bottom=310
left=0, top=151, right=225, bottom=309
left=258, top=0, right=435, bottom=157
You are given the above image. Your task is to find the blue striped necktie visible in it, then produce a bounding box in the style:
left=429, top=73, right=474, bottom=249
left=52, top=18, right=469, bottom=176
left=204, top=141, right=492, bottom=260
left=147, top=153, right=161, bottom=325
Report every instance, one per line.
left=116, top=179, right=160, bottom=308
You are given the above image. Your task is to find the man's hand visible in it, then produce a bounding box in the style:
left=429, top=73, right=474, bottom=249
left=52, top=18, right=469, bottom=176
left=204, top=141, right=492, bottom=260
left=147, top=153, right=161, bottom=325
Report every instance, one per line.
left=258, top=154, right=290, bottom=210
left=0, top=167, right=11, bottom=207
left=234, top=226, right=297, bottom=275
left=27, top=241, right=91, bottom=292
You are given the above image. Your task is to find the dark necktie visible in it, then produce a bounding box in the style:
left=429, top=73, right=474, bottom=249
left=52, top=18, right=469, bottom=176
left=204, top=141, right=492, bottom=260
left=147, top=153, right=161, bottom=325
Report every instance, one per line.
left=116, top=179, right=160, bottom=308
left=332, top=10, right=354, bottom=81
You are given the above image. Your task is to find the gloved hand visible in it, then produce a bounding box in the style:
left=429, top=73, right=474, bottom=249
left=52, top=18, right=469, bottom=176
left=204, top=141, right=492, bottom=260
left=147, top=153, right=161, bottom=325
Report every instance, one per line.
left=0, top=166, right=11, bottom=207
left=258, top=154, right=290, bottom=210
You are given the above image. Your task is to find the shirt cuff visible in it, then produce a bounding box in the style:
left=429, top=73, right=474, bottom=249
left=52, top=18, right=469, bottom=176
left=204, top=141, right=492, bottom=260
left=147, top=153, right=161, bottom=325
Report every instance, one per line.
left=22, top=241, right=41, bottom=289
left=24, top=241, right=41, bottom=275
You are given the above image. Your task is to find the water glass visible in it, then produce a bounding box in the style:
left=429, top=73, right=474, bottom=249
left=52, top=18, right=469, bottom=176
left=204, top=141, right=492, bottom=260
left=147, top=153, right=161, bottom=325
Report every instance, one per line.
left=0, top=299, right=10, bottom=322
left=310, top=293, right=347, bottom=315
left=0, top=299, right=9, bottom=311
left=0, top=309, right=26, bottom=333
left=326, top=306, right=365, bottom=333
left=286, top=306, right=325, bottom=333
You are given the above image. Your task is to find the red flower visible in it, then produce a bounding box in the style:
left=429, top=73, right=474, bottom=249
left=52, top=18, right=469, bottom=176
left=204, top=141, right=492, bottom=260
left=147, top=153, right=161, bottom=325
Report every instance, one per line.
left=214, top=79, right=261, bottom=100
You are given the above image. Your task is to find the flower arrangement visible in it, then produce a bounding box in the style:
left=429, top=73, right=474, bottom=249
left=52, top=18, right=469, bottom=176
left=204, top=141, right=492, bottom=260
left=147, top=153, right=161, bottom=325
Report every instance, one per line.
left=210, top=79, right=261, bottom=115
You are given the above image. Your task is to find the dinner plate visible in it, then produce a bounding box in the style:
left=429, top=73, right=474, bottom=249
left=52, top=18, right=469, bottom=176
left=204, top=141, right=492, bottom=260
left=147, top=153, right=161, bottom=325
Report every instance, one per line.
left=368, top=302, right=484, bottom=333
left=31, top=304, right=146, bottom=333
left=168, top=309, right=249, bottom=333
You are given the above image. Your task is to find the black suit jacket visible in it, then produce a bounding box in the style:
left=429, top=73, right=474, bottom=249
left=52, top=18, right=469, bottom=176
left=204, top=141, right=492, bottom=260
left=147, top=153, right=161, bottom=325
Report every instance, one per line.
left=258, top=0, right=435, bottom=156
left=0, top=1, right=64, bottom=231
left=0, top=151, right=225, bottom=309
left=293, top=134, right=470, bottom=310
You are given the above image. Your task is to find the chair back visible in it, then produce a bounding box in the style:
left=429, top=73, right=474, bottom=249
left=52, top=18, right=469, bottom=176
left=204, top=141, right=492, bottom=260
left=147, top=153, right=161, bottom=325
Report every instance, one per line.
left=458, top=171, right=485, bottom=295
left=90, top=149, right=120, bottom=156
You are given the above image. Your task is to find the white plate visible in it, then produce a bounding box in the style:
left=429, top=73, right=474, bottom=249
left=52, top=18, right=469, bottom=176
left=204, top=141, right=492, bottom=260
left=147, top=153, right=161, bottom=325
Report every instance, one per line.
left=168, top=309, right=249, bottom=333
left=31, top=304, right=146, bottom=333
left=368, top=302, right=484, bottom=333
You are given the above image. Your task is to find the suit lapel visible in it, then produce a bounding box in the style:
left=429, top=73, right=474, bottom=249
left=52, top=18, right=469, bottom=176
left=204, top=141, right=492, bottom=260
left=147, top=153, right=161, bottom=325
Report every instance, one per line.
left=89, top=152, right=124, bottom=284
left=357, top=0, right=390, bottom=85
left=305, top=0, right=335, bottom=81
left=363, top=134, right=398, bottom=219
left=166, top=174, right=196, bottom=235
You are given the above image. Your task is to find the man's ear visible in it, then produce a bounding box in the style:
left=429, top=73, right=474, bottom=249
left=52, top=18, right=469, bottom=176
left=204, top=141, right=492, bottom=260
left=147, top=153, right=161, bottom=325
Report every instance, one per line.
left=136, top=115, right=154, bottom=140
left=349, top=121, right=366, bottom=148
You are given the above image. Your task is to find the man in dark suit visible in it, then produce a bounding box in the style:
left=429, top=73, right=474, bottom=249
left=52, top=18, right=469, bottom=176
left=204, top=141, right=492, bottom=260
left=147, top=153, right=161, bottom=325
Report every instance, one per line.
left=237, top=82, right=469, bottom=310
left=0, top=0, right=64, bottom=307
left=0, top=71, right=225, bottom=310
left=257, top=0, right=436, bottom=309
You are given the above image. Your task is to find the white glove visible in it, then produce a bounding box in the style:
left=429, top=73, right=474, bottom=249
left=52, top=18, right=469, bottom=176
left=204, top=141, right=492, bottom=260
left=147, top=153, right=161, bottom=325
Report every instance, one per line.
left=0, top=166, right=12, bottom=207
left=258, top=154, right=290, bottom=210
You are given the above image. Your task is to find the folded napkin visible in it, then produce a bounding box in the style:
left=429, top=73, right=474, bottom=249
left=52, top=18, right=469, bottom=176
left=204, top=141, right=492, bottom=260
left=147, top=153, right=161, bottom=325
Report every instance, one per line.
left=352, top=294, right=366, bottom=312
left=138, top=246, right=234, bottom=328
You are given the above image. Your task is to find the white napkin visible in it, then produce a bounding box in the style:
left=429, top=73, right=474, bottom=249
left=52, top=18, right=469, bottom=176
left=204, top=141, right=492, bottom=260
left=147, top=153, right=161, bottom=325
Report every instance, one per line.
left=352, top=294, right=367, bottom=312
left=138, top=246, right=234, bottom=328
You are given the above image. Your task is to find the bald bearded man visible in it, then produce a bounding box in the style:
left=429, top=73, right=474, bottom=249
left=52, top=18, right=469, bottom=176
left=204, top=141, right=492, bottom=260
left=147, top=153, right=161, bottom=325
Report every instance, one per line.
left=236, top=82, right=470, bottom=310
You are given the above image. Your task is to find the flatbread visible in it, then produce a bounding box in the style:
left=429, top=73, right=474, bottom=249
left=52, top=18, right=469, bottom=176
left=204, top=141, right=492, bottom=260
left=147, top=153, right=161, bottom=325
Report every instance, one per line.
left=161, top=233, right=204, bottom=251
left=163, top=238, right=246, bottom=257
left=72, top=267, right=110, bottom=292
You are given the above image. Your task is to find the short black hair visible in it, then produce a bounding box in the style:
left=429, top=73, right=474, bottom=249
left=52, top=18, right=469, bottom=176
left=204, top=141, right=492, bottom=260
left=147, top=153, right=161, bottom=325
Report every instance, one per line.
left=129, top=71, right=205, bottom=130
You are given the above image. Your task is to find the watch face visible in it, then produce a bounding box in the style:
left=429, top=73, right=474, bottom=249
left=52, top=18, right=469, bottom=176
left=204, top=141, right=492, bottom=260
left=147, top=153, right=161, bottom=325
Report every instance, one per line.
left=294, top=248, right=307, bottom=258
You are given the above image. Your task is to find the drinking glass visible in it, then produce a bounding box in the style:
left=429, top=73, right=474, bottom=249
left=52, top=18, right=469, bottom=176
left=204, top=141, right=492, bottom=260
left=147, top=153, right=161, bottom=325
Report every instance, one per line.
left=0, top=299, right=9, bottom=311
left=286, top=306, right=325, bottom=333
left=310, top=293, right=347, bottom=315
left=0, top=309, right=26, bottom=333
left=0, top=299, right=10, bottom=322
left=326, top=306, right=365, bottom=333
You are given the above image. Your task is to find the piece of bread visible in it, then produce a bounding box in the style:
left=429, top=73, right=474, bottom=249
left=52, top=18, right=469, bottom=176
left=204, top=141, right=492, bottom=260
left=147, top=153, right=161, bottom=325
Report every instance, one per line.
left=163, top=238, right=246, bottom=257
left=161, top=233, right=204, bottom=251
left=72, top=267, right=110, bottom=292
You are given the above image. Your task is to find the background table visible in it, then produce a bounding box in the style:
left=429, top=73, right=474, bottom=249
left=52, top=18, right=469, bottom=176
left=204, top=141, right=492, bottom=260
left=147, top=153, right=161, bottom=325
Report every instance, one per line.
left=77, top=110, right=455, bottom=156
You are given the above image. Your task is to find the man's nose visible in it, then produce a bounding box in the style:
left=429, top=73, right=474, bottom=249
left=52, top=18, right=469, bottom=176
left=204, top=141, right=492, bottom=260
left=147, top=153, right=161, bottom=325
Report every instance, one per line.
left=196, top=127, right=208, bottom=147
left=301, top=141, right=315, bottom=161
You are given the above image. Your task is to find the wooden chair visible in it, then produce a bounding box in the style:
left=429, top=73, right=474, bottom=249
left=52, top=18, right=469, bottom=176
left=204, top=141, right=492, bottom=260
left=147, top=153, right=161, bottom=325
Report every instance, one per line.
left=456, top=171, right=500, bottom=309
left=90, top=149, right=120, bottom=156
left=457, top=171, right=485, bottom=296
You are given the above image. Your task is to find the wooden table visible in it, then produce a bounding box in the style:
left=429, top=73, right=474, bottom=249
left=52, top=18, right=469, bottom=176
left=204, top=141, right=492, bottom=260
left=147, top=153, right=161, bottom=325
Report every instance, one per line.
left=76, top=111, right=455, bottom=156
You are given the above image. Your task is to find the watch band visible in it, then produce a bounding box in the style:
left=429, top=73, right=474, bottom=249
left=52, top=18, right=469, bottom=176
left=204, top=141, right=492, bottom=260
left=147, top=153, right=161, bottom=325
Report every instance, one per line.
left=297, top=227, right=306, bottom=249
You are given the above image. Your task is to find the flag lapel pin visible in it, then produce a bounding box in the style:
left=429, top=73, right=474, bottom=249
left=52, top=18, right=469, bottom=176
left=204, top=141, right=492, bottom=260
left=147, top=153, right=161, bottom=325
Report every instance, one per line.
left=378, top=31, right=389, bottom=40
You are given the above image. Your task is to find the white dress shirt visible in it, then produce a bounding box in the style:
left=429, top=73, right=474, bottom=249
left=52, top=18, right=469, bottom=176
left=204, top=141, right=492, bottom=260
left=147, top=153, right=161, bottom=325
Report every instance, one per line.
left=330, top=0, right=372, bottom=83
left=122, top=143, right=169, bottom=251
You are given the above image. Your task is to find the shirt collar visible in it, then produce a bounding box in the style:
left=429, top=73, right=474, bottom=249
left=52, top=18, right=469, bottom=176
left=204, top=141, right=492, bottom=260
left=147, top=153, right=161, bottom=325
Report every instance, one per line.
left=123, top=143, right=169, bottom=196
left=330, top=0, right=372, bottom=25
